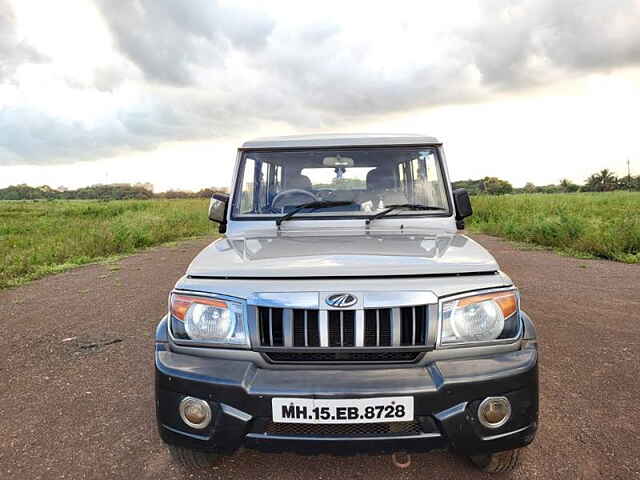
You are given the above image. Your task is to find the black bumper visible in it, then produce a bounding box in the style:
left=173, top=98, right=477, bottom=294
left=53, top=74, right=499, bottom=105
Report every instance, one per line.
left=156, top=338, right=538, bottom=456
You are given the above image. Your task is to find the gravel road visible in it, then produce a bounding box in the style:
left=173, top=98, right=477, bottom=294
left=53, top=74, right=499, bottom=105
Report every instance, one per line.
left=1, top=235, right=639, bottom=479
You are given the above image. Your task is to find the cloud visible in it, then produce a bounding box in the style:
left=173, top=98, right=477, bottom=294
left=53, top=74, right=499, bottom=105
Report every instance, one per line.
left=0, top=0, right=47, bottom=83
left=93, top=0, right=275, bottom=86
left=466, top=0, right=640, bottom=89
left=1, top=0, right=640, bottom=165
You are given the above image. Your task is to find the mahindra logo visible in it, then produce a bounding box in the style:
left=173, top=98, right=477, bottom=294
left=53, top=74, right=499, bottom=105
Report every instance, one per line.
left=326, top=293, right=358, bottom=308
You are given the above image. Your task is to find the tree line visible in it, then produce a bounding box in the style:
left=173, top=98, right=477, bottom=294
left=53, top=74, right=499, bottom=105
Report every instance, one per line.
left=0, top=183, right=229, bottom=201
left=453, top=169, right=640, bottom=195
left=1, top=167, right=638, bottom=200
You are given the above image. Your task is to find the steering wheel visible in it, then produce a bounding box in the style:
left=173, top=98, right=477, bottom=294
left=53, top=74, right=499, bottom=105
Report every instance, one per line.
left=315, top=188, right=335, bottom=200
left=271, top=189, right=319, bottom=211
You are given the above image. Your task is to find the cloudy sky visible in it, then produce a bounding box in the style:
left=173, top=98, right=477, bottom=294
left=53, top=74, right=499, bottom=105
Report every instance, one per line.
left=1, top=0, right=639, bottom=191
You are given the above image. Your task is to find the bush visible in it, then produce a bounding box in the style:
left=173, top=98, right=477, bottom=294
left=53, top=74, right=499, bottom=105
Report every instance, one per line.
left=0, top=199, right=218, bottom=289
left=468, top=192, right=640, bottom=263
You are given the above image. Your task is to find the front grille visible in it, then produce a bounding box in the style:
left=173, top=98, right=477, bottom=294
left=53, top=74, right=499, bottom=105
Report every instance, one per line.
left=264, top=420, right=422, bottom=437
left=256, top=304, right=430, bottom=352
left=265, top=351, right=422, bottom=363
left=364, top=308, right=392, bottom=346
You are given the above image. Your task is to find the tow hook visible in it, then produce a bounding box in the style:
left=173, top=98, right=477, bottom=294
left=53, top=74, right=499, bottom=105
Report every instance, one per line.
left=392, top=452, right=411, bottom=469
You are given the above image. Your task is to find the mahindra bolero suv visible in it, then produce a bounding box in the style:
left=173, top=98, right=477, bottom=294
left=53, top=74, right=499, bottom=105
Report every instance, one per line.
left=155, top=134, right=538, bottom=473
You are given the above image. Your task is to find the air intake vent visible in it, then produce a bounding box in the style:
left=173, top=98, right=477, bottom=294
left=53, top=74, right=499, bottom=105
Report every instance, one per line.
left=255, top=303, right=431, bottom=362
left=257, top=307, right=284, bottom=346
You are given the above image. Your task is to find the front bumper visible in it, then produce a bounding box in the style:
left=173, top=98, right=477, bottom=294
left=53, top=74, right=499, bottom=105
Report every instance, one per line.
left=156, top=327, right=538, bottom=456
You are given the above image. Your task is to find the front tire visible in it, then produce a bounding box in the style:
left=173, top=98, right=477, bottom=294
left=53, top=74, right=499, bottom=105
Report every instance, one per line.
left=470, top=448, right=520, bottom=473
left=168, top=445, right=220, bottom=469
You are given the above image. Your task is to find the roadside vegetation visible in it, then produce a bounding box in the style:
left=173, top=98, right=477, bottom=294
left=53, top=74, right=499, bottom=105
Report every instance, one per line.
left=0, top=199, right=216, bottom=289
left=467, top=192, right=640, bottom=263
left=454, top=168, right=640, bottom=195
left=1, top=189, right=638, bottom=290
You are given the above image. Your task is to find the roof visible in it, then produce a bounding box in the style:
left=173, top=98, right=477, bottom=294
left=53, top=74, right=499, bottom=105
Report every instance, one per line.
left=241, top=133, right=440, bottom=149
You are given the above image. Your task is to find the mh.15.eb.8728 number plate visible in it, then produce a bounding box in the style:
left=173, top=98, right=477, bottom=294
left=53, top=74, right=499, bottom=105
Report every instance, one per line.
left=272, top=396, right=414, bottom=424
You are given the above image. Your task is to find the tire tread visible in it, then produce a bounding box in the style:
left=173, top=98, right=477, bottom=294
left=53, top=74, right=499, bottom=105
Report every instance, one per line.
left=168, top=445, right=219, bottom=469
left=470, top=448, right=520, bottom=473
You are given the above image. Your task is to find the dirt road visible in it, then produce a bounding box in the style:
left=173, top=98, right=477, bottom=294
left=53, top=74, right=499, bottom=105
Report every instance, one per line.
left=1, top=235, right=639, bottom=479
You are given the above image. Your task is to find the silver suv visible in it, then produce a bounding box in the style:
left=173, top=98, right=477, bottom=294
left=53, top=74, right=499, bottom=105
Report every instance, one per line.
left=155, top=134, right=538, bottom=473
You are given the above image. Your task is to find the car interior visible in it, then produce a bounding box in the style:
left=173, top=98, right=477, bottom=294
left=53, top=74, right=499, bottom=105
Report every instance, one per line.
left=233, top=148, right=448, bottom=216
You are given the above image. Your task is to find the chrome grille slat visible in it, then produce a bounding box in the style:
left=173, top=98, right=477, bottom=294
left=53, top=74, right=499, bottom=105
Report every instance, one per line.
left=411, top=307, right=416, bottom=345
left=304, top=310, right=308, bottom=347
left=355, top=310, right=365, bottom=347
left=391, top=308, right=401, bottom=346
left=319, top=310, right=329, bottom=347
left=257, top=303, right=431, bottom=362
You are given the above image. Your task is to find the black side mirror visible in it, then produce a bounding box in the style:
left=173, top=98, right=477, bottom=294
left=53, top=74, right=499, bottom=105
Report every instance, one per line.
left=208, top=193, right=229, bottom=233
left=452, top=188, right=472, bottom=230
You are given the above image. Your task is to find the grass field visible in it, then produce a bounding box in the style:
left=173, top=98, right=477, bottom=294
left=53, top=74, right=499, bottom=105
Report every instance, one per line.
left=468, top=191, right=640, bottom=263
left=0, top=199, right=216, bottom=289
left=2, top=193, right=638, bottom=289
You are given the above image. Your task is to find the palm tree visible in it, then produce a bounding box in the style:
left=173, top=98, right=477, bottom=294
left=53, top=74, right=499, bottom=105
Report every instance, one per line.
left=585, top=169, right=618, bottom=192
left=598, top=169, right=617, bottom=191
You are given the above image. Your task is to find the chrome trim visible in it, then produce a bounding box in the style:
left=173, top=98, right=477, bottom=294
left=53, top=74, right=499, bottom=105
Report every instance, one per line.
left=250, top=291, right=437, bottom=310
left=179, top=397, right=212, bottom=430
left=248, top=292, right=318, bottom=309
left=220, top=403, right=253, bottom=422
left=319, top=310, right=329, bottom=347
left=326, top=293, right=358, bottom=308
left=363, top=291, right=437, bottom=309
left=436, top=286, right=522, bottom=349
left=321, top=292, right=364, bottom=310
left=248, top=290, right=439, bottom=353
left=481, top=424, right=530, bottom=441
left=355, top=310, right=365, bottom=347
left=477, top=396, right=512, bottom=429
left=283, top=308, right=293, bottom=347
left=391, top=308, right=401, bottom=346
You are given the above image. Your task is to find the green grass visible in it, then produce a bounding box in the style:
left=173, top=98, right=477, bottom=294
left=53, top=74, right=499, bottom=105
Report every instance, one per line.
left=467, top=192, right=640, bottom=263
left=2, top=193, right=638, bottom=289
left=0, top=199, right=218, bottom=289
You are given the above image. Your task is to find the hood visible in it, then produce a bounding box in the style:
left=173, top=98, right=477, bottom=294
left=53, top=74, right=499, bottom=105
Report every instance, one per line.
left=186, top=228, right=498, bottom=278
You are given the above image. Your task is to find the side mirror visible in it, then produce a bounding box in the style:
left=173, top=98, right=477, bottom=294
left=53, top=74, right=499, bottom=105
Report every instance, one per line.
left=208, top=193, right=229, bottom=233
left=452, top=188, right=472, bottom=229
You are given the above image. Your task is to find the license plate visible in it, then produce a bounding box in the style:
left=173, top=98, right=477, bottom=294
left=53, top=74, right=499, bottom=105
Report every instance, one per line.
left=272, top=396, right=414, bottom=424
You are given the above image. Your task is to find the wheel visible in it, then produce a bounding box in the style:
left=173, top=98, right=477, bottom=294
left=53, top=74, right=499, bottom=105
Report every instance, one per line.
left=168, top=445, right=220, bottom=469
left=470, top=448, right=520, bottom=473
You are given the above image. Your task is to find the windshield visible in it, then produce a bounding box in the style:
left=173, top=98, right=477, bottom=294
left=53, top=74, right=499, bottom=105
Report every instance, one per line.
left=231, top=147, right=450, bottom=219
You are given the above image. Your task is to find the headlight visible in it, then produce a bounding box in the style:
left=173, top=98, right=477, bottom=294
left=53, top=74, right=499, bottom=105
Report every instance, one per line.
left=169, top=293, right=249, bottom=347
left=439, top=289, right=520, bottom=346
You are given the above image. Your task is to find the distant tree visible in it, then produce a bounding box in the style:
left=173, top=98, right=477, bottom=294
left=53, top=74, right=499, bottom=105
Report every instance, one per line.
left=559, top=178, right=580, bottom=193
left=523, top=182, right=537, bottom=193
left=585, top=169, right=619, bottom=192
left=480, top=177, right=513, bottom=195
left=451, top=179, right=484, bottom=195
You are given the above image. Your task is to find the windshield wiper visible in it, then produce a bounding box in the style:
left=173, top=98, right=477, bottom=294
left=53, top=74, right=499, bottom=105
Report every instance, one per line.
left=275, top=200, right=355, bottom=228
left=365, top=203, right=444, bottom=226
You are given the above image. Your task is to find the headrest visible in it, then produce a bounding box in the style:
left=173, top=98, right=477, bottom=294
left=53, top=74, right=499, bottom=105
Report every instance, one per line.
left=366, top=168, right=394, bottom=191
left=286, top=174, right=312, bottom=190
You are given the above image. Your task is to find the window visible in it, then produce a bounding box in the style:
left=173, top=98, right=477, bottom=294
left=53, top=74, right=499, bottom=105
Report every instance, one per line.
left=238, top=158, right=256, bottom=213
left=232, top=147, right=450, bottom=218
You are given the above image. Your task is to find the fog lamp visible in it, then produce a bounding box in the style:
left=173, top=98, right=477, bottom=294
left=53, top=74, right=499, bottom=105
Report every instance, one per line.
left=477, top=397, right=511, bottom=429
left=179, top=397, right=212, bottom=429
